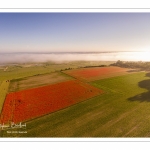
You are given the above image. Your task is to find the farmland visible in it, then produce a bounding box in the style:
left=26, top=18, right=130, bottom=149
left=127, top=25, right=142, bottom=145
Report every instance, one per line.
left=0, top=61, right=114, bottom=81
left=9, top=72, right=73, bottom=92
left=1, top=71, right=150, bottom=137
left=64, top=66, right=135, bottom=81
left=1, top=80, right=103, bottom=124
left=1, top=62, right=150, bottom=137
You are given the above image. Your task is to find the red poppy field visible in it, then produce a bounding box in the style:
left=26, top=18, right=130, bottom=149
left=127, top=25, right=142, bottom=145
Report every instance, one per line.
left=64, top=66, right=132, bottom=81
left=0, top=80, right=103, bottom=124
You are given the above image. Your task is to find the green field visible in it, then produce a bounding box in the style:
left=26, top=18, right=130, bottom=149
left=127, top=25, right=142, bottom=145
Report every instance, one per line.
left=2, top=71, right=150, bottom=137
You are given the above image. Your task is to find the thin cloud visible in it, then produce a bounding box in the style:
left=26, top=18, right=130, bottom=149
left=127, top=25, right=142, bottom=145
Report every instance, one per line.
left=0, top=52, right=149, bottom=64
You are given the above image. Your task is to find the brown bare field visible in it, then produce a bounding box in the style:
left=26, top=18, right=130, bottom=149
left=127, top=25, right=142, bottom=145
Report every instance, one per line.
left=8, top=72, right=73, bottom=92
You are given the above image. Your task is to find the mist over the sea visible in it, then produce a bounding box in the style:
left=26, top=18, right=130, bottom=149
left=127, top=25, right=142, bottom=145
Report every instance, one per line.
left=0, top=51, right=149, bottom=64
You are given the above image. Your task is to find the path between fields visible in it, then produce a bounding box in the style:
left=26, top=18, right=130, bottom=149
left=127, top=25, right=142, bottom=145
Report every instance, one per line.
left=0, top=80, right=10, bottom=113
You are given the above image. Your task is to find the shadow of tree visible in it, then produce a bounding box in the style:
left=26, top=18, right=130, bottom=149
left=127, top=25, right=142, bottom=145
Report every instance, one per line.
left=126, top=69, right=140, bottom=73
left=145, top=72, right=150, bottom=77
left=128, top=91, right=150, bottom=102
left=128, top=73, right=150, bottom=102
left=138, top=79, right=150, bottom=90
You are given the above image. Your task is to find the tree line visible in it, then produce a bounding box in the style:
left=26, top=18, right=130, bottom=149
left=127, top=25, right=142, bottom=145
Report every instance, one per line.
left=111, top=60, right=150, bottom=70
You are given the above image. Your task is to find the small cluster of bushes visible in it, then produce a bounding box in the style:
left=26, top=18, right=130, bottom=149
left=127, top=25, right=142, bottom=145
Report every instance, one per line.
left=80, top=65, right=107, bottom=68
left=60, top=68, right=72, bottom=71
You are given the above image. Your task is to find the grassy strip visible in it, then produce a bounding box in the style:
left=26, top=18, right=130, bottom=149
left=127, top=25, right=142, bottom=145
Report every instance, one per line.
left=0, top=80, right=10, bottom=113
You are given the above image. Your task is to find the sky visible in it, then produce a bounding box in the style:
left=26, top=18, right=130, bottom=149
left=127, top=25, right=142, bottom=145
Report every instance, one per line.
left=0, top=13, right=150, bottom=53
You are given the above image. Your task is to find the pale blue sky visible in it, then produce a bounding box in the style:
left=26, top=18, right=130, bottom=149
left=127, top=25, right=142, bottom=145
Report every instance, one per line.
left=0, top=13, right=150, bottom=53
